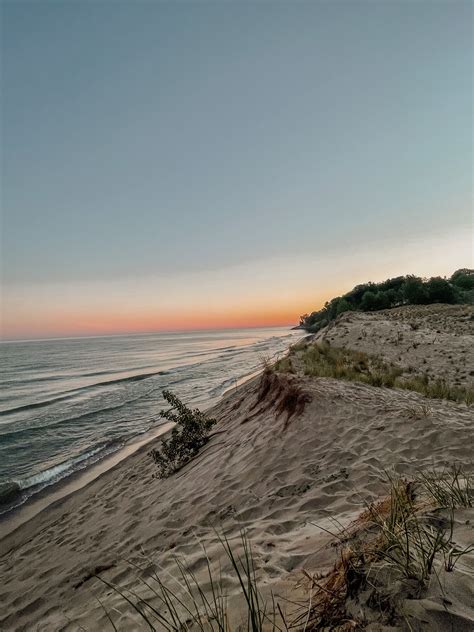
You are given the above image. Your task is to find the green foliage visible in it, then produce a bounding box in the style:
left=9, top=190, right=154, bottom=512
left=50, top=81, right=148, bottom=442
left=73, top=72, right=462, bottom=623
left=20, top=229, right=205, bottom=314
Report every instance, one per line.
left=300, top=269, right=473, bottom=332
left=403, top=276, right=428, bottom=305
left=451, top=268, right=474, bottom=290
left=425, top=276, right=457, bottom=303
left=150, top=391, right=216, bottom=478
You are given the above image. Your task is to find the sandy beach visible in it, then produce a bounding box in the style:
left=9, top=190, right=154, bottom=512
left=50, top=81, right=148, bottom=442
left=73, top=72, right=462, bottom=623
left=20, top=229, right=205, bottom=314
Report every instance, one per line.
left=0, top=305, right=473, bottom=631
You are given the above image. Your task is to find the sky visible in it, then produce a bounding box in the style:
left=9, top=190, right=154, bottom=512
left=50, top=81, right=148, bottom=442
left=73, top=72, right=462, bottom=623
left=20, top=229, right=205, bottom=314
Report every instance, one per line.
left=1, top=0, right=472, bottom=340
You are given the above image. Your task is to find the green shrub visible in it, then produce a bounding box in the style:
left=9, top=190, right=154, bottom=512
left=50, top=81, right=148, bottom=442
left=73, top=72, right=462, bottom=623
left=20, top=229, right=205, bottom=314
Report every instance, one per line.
left=150, top=391, right=216, bottom=478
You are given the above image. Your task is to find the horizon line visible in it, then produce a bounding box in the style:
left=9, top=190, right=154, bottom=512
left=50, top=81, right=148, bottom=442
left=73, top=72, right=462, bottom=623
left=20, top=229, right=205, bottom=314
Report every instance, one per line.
left=0, top=322, right=297, bottom=344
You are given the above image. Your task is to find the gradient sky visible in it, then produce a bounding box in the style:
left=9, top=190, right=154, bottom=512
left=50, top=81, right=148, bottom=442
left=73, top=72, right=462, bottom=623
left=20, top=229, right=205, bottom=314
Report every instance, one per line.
left=1, top=0, right=472, bottom=339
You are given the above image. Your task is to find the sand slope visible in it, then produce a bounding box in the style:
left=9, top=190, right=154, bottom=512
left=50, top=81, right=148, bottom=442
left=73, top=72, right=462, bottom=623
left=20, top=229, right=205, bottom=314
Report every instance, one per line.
left=316, top=304, right=473, bottom=389
left=0, top=305, right=473, bottom=631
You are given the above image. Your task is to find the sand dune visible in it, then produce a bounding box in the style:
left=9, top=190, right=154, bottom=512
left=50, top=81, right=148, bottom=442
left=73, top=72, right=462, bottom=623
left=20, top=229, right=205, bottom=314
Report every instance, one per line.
left=316, top=304, right=473, bottom=389
left=0, top=305, right=473, bottom=631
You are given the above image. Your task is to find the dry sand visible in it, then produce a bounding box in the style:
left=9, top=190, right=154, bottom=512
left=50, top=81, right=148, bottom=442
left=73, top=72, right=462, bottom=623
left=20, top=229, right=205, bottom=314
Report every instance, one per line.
left=0, top=305, right=473, bottom=631
left=316, top=304, right=474, bottom=389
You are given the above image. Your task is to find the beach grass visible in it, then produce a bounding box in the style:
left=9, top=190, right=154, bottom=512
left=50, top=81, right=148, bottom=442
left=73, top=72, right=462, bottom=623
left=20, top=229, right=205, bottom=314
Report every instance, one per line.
left=95, top=531, right=288, bottom=631
left=282, top=342, right=474, bottom=405
left=418, top=464, right=472, bottom=509
left=297, top=467, right=473, bottom=630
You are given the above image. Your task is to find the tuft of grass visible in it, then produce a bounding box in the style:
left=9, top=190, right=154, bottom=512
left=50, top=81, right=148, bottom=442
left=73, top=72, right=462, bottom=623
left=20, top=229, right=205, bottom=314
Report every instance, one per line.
left=403, top=403, right=432, bottom=419
left=301, top=467, right=473, bottom=629
left=95, top=531, right=288, bottom=631
left=419, top=464, right=472, bottom=509
left=365, top=475, right=447, bottom=588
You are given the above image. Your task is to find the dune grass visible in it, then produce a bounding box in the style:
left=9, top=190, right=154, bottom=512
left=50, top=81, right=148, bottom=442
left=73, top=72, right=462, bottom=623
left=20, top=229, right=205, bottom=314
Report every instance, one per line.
left=288, top=342, right=474, bottom=404
left=253, top=367, right=312, bottom=427
left=94, top=531, right=288, bottom=631
left=418, top=464, right=472, bottom=509
left=301, top=342, right=403, bottom=387
left=297, top=467, right=473, bottom=630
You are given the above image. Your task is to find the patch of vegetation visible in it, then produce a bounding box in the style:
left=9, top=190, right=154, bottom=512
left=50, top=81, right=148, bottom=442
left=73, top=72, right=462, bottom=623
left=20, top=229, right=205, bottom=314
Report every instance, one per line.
left=299, top=468, right=473, bottom=630
left=300, top=268, right=474, bottom=333
left=403, top=402, right=432, bottom=419
left=301, top=342, right=403, bottom=387
left=150, top=391, right=216, bottom=478
left=296, top=342, right=474, bottom=404
left=365, top=477, right=447, bottom=588
left=273, top=355, right=294, bottom=373
left=397, top=375, right=474, bottom=405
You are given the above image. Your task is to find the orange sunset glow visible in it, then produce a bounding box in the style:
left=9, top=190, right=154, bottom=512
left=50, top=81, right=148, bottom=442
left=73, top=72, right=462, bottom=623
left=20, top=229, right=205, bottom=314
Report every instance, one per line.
left=2, top=227, right=471, bottom=341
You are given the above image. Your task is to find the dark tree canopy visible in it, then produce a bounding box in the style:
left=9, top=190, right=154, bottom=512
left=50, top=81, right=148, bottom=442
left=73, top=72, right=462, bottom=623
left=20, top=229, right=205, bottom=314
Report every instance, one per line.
left=300, top=269, right=474, bottom=333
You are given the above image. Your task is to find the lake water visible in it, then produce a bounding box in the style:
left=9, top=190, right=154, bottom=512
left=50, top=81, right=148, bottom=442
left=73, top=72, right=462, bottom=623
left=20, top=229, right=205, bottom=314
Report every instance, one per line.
left=0, top=327, right=301, bottom=512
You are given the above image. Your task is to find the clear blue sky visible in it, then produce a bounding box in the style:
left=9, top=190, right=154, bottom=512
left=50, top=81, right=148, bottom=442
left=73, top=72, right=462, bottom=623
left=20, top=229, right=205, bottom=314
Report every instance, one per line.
left=1, top=0, right=472, bottom=338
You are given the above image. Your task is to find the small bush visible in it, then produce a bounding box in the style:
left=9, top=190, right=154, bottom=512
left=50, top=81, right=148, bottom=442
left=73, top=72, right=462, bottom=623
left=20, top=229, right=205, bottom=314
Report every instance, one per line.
left=150, top=391, right=216, bottom=478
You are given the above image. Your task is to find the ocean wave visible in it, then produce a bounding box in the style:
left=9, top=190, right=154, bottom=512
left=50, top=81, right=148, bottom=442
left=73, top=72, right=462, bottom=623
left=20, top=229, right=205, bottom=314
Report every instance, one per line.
left=0, top=440, right=124, bottom=512
left=0, top=391, right=155, bottom=441
left=18, top=442, right=120, bottom=490
left=0, top=369, right=172, bottom=417
left=0, top=392, right=82, bottom=417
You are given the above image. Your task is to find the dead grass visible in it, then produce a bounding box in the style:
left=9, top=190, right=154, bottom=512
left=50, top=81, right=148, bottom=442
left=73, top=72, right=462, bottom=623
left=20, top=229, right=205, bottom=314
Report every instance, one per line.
left=254, top=370, right=311, bottom=428
left=403, top=402, right=432, bottom=419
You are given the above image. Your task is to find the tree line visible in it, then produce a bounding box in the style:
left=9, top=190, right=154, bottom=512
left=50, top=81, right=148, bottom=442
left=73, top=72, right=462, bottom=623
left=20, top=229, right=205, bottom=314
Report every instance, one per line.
left=300, top=268, right=474, bottom=333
